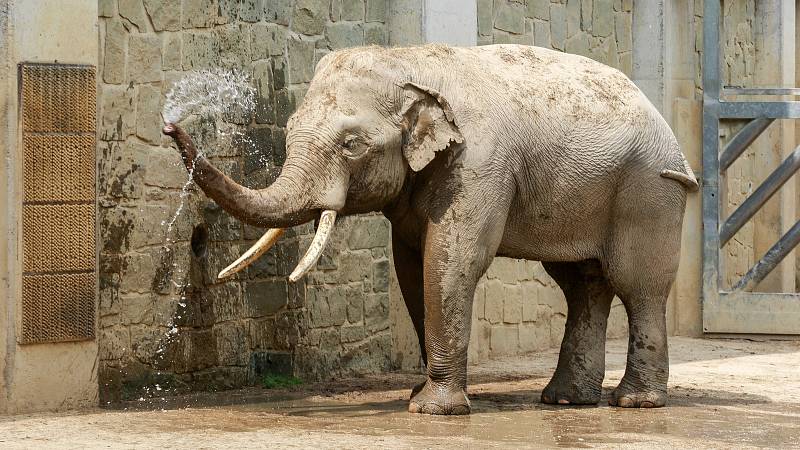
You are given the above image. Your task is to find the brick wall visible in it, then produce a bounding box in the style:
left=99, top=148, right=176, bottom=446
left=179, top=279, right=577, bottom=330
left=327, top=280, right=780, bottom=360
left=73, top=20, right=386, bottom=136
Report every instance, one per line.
left=97, top=0, right=392, bottom=402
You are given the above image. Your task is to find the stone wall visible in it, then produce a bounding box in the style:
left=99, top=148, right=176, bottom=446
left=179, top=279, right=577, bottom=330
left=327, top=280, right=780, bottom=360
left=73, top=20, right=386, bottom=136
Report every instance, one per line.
left=97, top=0, right=393, bottom=402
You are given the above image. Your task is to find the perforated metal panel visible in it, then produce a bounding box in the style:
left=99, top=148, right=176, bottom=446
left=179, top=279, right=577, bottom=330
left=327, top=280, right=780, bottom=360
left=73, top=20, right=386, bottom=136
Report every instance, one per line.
left=20, top=63, right=97, bottom=344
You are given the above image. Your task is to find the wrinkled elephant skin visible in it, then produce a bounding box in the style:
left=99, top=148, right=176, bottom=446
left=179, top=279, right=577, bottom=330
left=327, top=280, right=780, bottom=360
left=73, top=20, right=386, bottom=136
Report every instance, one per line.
left=163, top=44, right=697, bottom=415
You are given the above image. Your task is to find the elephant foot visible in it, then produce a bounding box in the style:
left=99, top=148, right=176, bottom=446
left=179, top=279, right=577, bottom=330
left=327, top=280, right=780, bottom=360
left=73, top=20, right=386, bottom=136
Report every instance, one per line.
left=609, top=382, right=666, bottom=408
left=541, top=375, right=601, bottom=405
left=410, top=380, right=426, bottom=399
left=408, top=381, right=470, bottom=415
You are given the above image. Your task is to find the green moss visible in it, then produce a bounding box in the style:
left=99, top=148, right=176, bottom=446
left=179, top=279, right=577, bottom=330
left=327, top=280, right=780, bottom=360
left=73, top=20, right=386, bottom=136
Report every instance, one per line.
left=261, top=373, right=303, bottom=389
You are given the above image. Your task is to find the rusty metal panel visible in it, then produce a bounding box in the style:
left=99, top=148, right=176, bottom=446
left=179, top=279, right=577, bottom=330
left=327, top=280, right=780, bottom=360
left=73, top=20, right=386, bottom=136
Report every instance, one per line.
left=19, top=63, right=96, bottom=344
left=20, top=273, right=96, bottom=344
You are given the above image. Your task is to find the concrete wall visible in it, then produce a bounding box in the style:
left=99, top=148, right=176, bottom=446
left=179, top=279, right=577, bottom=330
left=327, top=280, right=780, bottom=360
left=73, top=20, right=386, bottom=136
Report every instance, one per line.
left=0, top=0, right=99, bottom=414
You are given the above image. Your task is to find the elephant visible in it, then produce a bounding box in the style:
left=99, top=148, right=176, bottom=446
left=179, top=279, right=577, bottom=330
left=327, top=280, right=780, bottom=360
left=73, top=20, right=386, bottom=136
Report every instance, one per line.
left=162, top=43, right=697, bottom=415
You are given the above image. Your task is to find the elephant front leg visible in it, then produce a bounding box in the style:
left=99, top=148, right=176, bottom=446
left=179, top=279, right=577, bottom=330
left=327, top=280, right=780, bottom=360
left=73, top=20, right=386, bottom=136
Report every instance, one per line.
left=408, top=221, right=501, bottom=415
left=392, top=232, right=428, bottom=397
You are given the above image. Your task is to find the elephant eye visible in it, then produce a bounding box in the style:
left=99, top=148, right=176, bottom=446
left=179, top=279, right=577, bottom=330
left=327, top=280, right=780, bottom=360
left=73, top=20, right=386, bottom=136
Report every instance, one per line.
left=341, top=135, right=366, bottom=158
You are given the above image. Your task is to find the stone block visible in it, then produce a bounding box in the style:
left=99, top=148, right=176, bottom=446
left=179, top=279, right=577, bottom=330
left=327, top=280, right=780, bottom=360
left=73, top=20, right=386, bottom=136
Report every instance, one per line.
left=550, top=4, right=566, bottom=50
left=340, top=324, right=366, bottom=343
left=502, top=284, right=522, bottom=324
left=364, top=23, right=387, bottom=46
left=490, top=325, right=518, bottom=356
left=483, top=279, right=504, bottom=324
left=162, top=33, right=182, bottom=70
left=103, top=19, right=127, bottom=84
left=293, top=0, right=327, bottom=36
left=104, top=140, right=148, bottom=199
left=591, top=0, right=613, bottom=37
left=521, top=283, right=539, bottom=322
left=144, top=0, right=181, bottom=31
left=119, top=0, right=148, bottom=30
left=332, top=0, right=365, bottom=21
left=207, top=282, right=244, bottom=322
left=614, top=11, right=632, bottom=52
left=182, top=31, right=219, bottom=69
left=326, top=22, right=364, bottom=50
left=265, top=0, right=291, bottom=25
left=567, top=0, right=581, bottom=37
left=239, top=0, right=264, bottom=22
left=473, top=281, right=486, bottom=320
left=251, top=23, right=287, bottom=60
left=565, top=32, right=590, bottom=57
left=120, top=293, right=154, bottom=325
left=99, top=0, right=117, bottom=17
left=348, top=218, right=390, bottom=249
left=128, top=33, right=162, bottom=84
left=364, top=292, right=389, bottom=330
left=518, top=322, right=549, bottom=353
left=182, top=0, right=216, bottom=28
left=372, top=258, right=390, bottom=292
left=286, top=36, right=315, bottom=83
left=272, top=56, right=287, bottom=90
left=528, top=0, right=549, bottom=20
left=241, top=127, right=274, bottom=173
left=99, top=327, right=130, bottom=361
left=135, top=85, right=162, bottom=144
left=252, top=61, right=277, bottom=124
left=581, top=0, right=593, bottom=32
left=214, top=322, right=248, bottom=366
left=533, top=19, right=551, bottom=48
left=477, top=0, right=492, bottom=37
left=494, top=0, right=525, bottom=34
left=366, top=0, right=386, bottom=22
left=249, top=317, right=277, bottom=349
left=468, top=319, right=491, bottom=363
left=346, top=289, right=364, bottom=323
left=216, top=23, right=250, bottom=68
left=145, top=147, right=187, bottom=188
left=120, top=251, right=155, bottom=294
left=100, top=84, right=135, bottom=141
left=245, top=279, right=288, bottom=317
left=549, top=312, right=566, bottom=347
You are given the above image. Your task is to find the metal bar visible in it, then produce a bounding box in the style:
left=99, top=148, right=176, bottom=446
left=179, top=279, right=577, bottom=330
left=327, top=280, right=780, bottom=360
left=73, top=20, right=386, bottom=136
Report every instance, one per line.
left=733, top=220, right=800, bottom=292
left=719, top=118, right=774, bottom=171
left=705, top=292, right=800, bottom=334
left=720, top=101, right=800, bottom=119
left=723, top=88, right=800, bottom=96
left=719, top=145, right=800, bottom=246
left=701, top=0, right=722, bottom=306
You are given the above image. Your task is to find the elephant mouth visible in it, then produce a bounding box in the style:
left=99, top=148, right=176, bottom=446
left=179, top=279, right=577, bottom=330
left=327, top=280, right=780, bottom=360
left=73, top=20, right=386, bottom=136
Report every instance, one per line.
left=217, top=209, right=338, bottom=282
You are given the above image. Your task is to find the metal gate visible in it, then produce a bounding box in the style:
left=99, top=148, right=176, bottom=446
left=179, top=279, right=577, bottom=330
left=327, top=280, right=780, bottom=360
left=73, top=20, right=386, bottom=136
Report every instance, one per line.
left=702, top=0, right=800, bottom=334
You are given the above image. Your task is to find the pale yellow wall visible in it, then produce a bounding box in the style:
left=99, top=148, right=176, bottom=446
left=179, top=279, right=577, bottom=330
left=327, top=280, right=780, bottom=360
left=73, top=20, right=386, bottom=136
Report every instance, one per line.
left=0, top=0, right=98, bottom=414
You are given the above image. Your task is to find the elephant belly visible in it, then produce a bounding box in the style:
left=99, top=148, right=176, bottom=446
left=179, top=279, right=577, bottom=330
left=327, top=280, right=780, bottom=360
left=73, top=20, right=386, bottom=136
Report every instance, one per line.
left=496, top=196, right=613, bottom=263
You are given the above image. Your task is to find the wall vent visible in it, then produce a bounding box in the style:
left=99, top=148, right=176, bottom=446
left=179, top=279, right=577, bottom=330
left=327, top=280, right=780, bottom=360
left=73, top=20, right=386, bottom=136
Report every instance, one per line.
left=19, top=63, right=96, bottom=344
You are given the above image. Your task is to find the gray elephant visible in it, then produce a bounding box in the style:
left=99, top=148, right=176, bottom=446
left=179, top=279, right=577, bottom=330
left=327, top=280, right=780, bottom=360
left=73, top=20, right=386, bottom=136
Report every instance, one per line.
left=163, top=44, right=697, bottom=415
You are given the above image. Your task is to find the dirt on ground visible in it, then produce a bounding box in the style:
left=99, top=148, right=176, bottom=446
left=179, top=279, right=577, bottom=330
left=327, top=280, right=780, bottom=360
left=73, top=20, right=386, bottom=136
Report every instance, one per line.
left=1, top=337, right=799, bottom=449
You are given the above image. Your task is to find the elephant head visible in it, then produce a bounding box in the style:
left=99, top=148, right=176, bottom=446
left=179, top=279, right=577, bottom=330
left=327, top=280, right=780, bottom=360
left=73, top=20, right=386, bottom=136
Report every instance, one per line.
left=163, top=47, right=464, bottom=281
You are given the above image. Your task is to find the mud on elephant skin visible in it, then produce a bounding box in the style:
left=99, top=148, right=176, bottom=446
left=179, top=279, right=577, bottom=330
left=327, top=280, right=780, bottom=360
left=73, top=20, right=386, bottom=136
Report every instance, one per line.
left=162, top=44, right=697, bottom=415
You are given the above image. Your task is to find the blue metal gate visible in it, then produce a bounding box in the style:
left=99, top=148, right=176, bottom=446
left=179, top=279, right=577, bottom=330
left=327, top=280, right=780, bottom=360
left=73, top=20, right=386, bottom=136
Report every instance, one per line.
left=702, top=0, right=800, bottom=333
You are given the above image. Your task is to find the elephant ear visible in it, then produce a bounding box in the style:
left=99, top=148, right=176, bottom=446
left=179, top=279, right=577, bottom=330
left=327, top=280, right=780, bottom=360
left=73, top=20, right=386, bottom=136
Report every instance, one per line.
left=399, top=82, right=464, bottom=172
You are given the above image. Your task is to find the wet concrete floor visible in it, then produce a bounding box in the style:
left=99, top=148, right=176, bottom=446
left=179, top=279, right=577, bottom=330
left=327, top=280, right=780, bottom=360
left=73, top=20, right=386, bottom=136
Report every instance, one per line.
left=1, top=337, right=798, bottom=448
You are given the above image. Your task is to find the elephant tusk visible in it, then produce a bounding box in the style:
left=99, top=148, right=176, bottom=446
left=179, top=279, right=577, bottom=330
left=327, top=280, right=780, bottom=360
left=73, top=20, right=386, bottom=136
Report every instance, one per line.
left=289, top=210, right=337, bottom=282
left=217, top=228, right=285, bottom=279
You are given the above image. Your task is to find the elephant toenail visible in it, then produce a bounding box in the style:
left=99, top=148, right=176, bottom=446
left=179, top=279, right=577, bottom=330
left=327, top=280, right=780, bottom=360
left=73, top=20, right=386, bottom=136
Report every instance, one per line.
left=558, top=399, right=570, bottom=404
left=617, top=397, right=633, bottom=407
left=640, top=401, right=655, bottom=408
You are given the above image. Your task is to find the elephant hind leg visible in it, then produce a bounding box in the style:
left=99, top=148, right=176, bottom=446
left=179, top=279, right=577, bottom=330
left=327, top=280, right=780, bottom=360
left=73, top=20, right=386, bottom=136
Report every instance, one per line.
left=604, top=184, right=685, bottom=408
left=541, top=259, right=615, bottom=405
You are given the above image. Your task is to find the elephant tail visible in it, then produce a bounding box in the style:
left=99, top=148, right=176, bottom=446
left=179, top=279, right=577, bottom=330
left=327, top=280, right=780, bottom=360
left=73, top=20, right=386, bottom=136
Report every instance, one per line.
left=660, top=153, right=699, bottom=192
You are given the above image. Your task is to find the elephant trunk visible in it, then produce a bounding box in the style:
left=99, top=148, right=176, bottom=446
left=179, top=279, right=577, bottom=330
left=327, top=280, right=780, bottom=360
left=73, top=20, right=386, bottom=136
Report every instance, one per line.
left=163, top=123, right=337, bottom=282
left=163, top=123, right=317, bottom=229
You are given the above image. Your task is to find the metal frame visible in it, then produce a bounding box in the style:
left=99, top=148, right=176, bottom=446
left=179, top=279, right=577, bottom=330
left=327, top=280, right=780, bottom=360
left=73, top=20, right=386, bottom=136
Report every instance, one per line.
left=702, top=0, right=800, bottom=334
